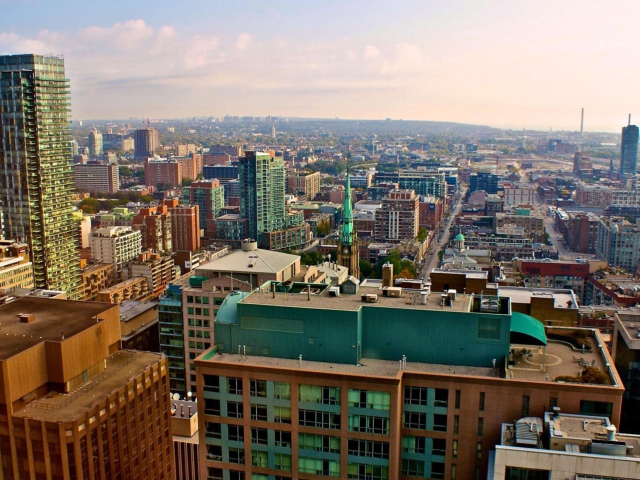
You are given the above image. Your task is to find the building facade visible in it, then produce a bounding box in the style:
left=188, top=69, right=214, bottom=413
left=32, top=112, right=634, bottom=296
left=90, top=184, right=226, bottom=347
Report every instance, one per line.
left=133, top=204, right=173, bottom=253
left=0, top=54, right=81, bottom=297
left=620, top=123, right=639, bottom=176
left=74, top=161, right=120, bottom=193
left=375, top=189, right=420, bottom=243
left=0, top=297, right=174, bottom=480
left=134, top=127, right=160, bottom=162
left=595, top=217, right=640, bottom=273
left=170, top=204, right=201, bottom=252
left=90, top=226, right=142, bottom=281
left=186, top=180, right=225, bottom=237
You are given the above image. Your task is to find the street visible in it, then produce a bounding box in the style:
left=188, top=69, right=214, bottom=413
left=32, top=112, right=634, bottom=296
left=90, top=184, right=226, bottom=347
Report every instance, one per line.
left=420, top=186, right=466, bottom=279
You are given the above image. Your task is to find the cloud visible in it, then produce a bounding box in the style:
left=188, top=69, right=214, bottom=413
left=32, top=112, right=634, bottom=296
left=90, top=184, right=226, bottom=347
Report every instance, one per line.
left=363, top=45, right=379, bottom=59
left=235, top=33, right=252, bottom=51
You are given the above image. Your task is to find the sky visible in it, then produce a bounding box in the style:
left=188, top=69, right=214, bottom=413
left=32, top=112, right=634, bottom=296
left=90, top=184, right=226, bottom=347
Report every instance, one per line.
left=1, top=0, right=638, bottom=132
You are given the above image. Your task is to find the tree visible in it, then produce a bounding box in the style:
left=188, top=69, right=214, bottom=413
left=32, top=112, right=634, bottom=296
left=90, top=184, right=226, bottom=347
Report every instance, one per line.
left=417, top=227, right=428, bottom=243
left=140, top=194, right=154, bottom=203
left=316, top=219, right=331, bottom=237
left=359, top=259, right=373, bottom=277
left=78, top=197, right=99, bottom=214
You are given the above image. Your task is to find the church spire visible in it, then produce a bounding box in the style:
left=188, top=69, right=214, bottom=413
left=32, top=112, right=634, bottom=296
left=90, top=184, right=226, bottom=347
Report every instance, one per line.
left=341, top=165, right=354, bottom=246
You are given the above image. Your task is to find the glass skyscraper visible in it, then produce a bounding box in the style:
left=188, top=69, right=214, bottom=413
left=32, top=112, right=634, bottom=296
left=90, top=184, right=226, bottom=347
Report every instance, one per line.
left=620, top=123, right=639, bottom=176
left=0, top=54, right=81, bottom=297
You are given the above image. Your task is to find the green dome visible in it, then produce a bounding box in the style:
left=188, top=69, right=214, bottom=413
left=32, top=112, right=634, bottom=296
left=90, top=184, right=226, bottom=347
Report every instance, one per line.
left=454, top=233, right=465, bottom=241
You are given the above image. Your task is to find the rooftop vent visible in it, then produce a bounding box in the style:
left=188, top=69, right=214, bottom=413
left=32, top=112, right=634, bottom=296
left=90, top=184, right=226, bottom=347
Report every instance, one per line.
left=18, top=313, right=34, bottom=323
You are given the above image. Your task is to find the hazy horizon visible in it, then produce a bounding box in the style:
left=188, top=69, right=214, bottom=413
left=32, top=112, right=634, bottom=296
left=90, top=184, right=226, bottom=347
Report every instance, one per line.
left=2, top=0, right=638, bottom=133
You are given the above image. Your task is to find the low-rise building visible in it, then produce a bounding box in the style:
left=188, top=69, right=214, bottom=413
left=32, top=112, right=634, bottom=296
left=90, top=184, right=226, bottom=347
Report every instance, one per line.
left=80, top=262, right=116, bottom=300
left=129, top=250, right=180, bottom=297
left=95, top=276, right=149, bottom=303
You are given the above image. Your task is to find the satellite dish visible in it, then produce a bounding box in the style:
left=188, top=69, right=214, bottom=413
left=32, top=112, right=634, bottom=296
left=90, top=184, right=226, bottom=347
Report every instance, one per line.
left=187, top=391, right=193, bottom=399
left=172, top=393, right=180, bottom=401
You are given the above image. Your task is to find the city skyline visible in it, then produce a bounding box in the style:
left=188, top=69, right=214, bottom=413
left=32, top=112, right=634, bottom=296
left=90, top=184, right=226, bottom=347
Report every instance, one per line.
left=1, top=0, right=639, bottom=132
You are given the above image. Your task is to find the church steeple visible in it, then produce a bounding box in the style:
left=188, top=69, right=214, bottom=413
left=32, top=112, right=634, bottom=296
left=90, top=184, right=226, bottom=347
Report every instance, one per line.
left=337, top=165, right=360, bottom=279
left=341, top=165, right=354, bottom=246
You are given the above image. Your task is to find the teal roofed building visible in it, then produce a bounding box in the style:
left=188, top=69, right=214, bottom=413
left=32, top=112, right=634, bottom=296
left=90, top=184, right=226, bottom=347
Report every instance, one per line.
left=197, top=282, right=623, bottom=480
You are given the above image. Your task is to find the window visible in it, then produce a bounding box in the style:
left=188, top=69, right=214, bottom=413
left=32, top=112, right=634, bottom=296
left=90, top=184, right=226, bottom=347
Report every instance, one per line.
left=402, top=436, right=425, bottom=454
left=229, top=472, right=245, bottom=480
left=434, top=389, right=448, bottom=407
left=206, top=445, right=222, bottom=461
left=454, top=415, right=459, bottom=435
left=299, top=457, right=340, bottom=477
left=228, top=377, right=243, bottom=395
left=403, top=412, right=426, bottom=429
left=451, top=464, right=457, bottom=480
left=349, top=389, right=390, bottom=410
left=251, top=451, right=268, bottom=468
left=274, top=431, right=291, bottom=448
left=205, top=422, right=221, bottom=439
left=521, top=395, right=530, bottom=417
left=207, top=468, right=223, bottom=479
left=477, top=317, right=501, bottom=340
left=404, top=386, right=427, bottom=405
left=228, top=425, right=244, bottom=442
left=275, top=453, right=292, bottom=471
left=348, top=415, right=389, bottom=435
left=433, top=414, right=447, bottom=432
left=452, top=439, right=458, bottom=458
left=433, top=438, right=446, bottom=456
left=476, top=442, right=482, bottom=460
left=347, top=439, right=389, bottom=459
left=227, top=401, right=243, bottom=419
left=250, top=427, right=267, bottom=445
left=228, top=447, right=244, bottom=465
left=455, top=390, right=461, bottom=409
left=479, top=392, right=485, bottom=411
left=204, top=399, right=220, bottom=416
left=250, top=404, right=268, bottom=421
left=347, top=464, right=388, bottom=480
left=249, top=380, right=267, bottom=397
left=274, top=382, right=291, bottom=400
left=549, top=397, right=557, bottom=408
left=274, top=406, right=291, bottom=424
left=299, top=433, right=340, bottom=453
left=401, top=459, right=423, bottom=477
left=505, top=467, right=551, bottom=480
left=431, top=462, right=445, bottom=479
left=478, top=417, right=484, bottom=436
left=579, top=400, right=613, bottom=417
left=299, top=410, right=341, bottom=429
left=299, top=385, right=340, bottom=405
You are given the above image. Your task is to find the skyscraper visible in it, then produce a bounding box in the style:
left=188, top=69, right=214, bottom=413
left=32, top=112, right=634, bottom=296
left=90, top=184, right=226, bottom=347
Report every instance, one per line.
left=620, top=119, right=639, bottom=176
left=134, top=126, right=160, bottom=162
left=0, top=54, right=81, bottom=296
left=89, top=127, right=103, bottom=156
left=239, top=150, right=311, bottom=249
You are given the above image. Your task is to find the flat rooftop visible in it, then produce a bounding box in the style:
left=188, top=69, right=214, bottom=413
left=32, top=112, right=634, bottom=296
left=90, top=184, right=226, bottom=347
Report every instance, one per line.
left=119, top=300, right=158, bottom=323
left=14, top=350, right=163, bottom=423
left=0, top=298, right=115, bottom=360
left=241, top=285, right=474, bottom=313
left=202, top=353, right=496, bottom=379
left=499, top=287, right=577, bottom=310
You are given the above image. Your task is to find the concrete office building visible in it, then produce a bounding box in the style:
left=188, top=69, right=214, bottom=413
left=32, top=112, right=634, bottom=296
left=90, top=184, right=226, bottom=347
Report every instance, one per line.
left=0, top=297, right=173, bottom=480
left=196, top=280, right=622, bottom=480
left=74, top=161, right=120, bottom=193
left=0, top=54, right=81, bottom=297
left=134, top=127, right=160, bottom=162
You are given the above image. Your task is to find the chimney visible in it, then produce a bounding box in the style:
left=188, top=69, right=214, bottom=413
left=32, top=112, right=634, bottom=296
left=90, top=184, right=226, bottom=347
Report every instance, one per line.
left=607, top=425, right=616, bottom=441
left=552, top=406, right=560, bottom=418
